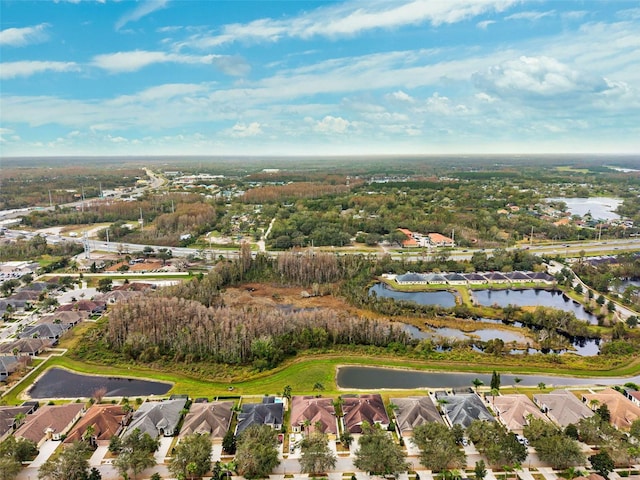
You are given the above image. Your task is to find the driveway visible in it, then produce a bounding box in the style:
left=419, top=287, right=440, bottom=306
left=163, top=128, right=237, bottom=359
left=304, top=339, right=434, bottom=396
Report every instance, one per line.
left=29, top=439, right=61, bottom=469
left=154, top=436, right=173, bottom=463
left=89, top=445, right=109, bottom=466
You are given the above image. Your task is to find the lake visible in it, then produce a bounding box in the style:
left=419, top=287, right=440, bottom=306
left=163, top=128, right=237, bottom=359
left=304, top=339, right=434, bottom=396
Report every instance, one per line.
left=369, top=283, right=457, bottom=307
left=546, top=197, right=622, bottom=221
left=402, top=322, right=598, bottom=356
left=28, top=368, right=173, bottom=399
left=473, top=289, right=598, bottom=324
left=337, top=365, right=639, bottom=390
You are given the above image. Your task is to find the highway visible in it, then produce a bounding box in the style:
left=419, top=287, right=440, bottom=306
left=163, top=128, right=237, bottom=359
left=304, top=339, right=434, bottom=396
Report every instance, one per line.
left=4, top=227, right=639, bottom=262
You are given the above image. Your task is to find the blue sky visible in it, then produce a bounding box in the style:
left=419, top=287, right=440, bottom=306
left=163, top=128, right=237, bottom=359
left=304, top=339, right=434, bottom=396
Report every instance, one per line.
left=1, top=0, right=639, bottom=157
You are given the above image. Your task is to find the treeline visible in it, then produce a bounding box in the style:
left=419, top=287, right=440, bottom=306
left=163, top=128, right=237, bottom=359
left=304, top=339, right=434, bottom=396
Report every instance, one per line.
left=106, top=296, right=409, bottom=369
left=0, top=235, right=83, bottom=262
left=240, top=182, right=351, bottom=204
left=0, top=167, right=141, bottom=210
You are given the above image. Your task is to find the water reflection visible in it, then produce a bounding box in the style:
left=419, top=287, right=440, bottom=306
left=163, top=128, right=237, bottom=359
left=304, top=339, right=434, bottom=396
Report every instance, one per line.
left=337, top=365, right=636, bottom=390
left=369, top=283, right=456, bottom=307
left=28, top=368, right=173, bottom=399
left=473, top=289, right=598, bottom=324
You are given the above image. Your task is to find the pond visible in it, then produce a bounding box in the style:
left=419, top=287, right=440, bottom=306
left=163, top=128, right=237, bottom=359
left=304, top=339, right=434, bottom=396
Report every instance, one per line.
left=546, top=197, right=622, bottom=221
left=473, top=289, right=598, bottom=324
left=402, top=320, right=599, bottom=356
left=369, top=283, right=456, bottom=307
left=27, top=368, right=173, bottom=399
left=336, top=365, right=639, bottom=390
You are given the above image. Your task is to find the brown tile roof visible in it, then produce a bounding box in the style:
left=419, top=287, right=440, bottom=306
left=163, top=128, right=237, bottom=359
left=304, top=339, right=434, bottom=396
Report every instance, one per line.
left=491, top=394, right=547, bottom=432
left=342, top=394, right=389, bottom=434
left=0, top=406, right=34, bottom=438
left=179, top=401, right=233, bottom=439
left=582, top=388, right=640, bottom=430
left=14, top=403, right=85, bottom=445
left=391, top=396, right=444, bottom=435
left=290, top=396, right=338, bottom=435
left=533, top=389, right=594, bottom=427
left=0, top=338, right=51, bottom=356
left=64, top=404, right=126, bottom=444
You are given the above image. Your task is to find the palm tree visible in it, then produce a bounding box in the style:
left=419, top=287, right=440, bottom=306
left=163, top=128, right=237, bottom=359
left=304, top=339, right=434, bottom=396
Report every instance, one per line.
left=565, top=466, right=584, bottom=480
left=220, top=460, right=237, bottom=480
left=490, top=388, right=499, bottom=408
left=472, top=378, right=484, bottom=392
left=537, top=382, right=546, bottom=391
left=302, top=419, right=311, bottom=437
left=312, top=382, right=325, bottom=392
left=437, top=397, right=449, bottom=414
left=514, top=377, right=522, bottom=393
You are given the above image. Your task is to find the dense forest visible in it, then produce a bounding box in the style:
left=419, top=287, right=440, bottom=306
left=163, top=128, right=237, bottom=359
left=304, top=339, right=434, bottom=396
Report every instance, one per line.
left=106, top=296, right=409, bottom=370
left=0, top=166, right=142, bottom=210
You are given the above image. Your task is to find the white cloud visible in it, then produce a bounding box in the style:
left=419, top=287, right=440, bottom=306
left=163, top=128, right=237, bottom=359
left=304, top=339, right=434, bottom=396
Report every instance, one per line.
left=313, top=115, right=351, bottom=134
left=475, top=92, right=497, bottom=103
left=505, top=10, right=555, bottom=22
left=178, top=0, right=518, bottom=49
left=423, top=93, right=469, bottom=115
left=473, top=55, right=609, bottom=98
left=0, top=23, right=49, bottom=47
left=229, top=122, right=263, bottom=137
left=91, top=50, right=249, bottom=75
left=477, top=20, right=496, bottom=30
left=115, top=0, right=169, bottom=31
left=0, top=60, right=79, bottom=79
left=388, top=90, right=414, bottom=102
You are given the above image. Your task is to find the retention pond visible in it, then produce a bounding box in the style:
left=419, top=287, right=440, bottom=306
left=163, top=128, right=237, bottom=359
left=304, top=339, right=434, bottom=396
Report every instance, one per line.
left=337, top=366, right=640, bottom=390
left=27, top=368, right=173, bottom=399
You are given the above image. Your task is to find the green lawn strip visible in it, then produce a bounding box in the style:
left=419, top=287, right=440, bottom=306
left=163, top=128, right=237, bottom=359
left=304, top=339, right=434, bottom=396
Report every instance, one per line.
left=6, top=349, right=640, bottom=407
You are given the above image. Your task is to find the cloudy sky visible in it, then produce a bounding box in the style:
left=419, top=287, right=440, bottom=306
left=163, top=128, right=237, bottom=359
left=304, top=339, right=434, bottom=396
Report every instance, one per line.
left=1, top=0, right=639, bottom=157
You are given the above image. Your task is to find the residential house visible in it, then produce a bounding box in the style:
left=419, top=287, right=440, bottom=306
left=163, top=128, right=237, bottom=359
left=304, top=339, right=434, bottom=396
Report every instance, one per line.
left=390, top=396, right=444, bottom=437
left=0, top=404, right=38, bottom=440
left=125, top=398, right=188, bottom=438
left=463, top=273, right=488, bottom=285
left=38, top=310, right=87, bottom=327
left=395, top=273, right=427, bottom=285
left=179, top=401, right=233, bottom=440
left=58, top=299, right=106, bottom=315
left=533, top=389, right=594, bottom=427
left=489, top=394, right=547, bottom=433
left=290, top=396, right=338, bottom=435
left=428, top=233, right=455, bottom=247
left=623, top=388, right=640, bottom=408
left=397, top=228, right=418, bottom=248
left=64, top=404, right=128, bottom=446
left=504, top=271, right=531, bottom=283
left=445, top=273, right=467, bottom=285
left=236, top=397, right=284, bottom=435
left=582, top=388, right=640, bottom=430
left=484, top=272, right=509, bottom=283
left=0, top=298, right=29, bottom=312
left=423, top=273, right=447, bottom=285
left=19, top=323, right=69, bottom=343
left=342, top=394, right=389, bottom=434
left=0, top=338, right=51, bottom=357
left=437, top=392, right=494, bottom=428
left=14, top=403, right=85, bottom=446
left=527, top=272, right=556, bottom=284
left=0, top=356, right=20, bottom=381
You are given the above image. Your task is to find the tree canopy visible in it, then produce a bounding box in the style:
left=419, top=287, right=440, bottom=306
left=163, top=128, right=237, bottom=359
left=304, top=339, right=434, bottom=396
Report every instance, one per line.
left=236, top=425, right=280, bottom=479
left=353, top=422, right=409, bottom=477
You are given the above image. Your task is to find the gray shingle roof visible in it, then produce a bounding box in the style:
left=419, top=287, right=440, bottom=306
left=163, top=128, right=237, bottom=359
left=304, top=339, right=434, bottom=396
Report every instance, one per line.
left=391, top=396, right=444, bottom=434
left=125, top=398, right=187, bottom=438
left=236, top=397, right=284, bottom=434
left=440, top=393, right=494, bottom=428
